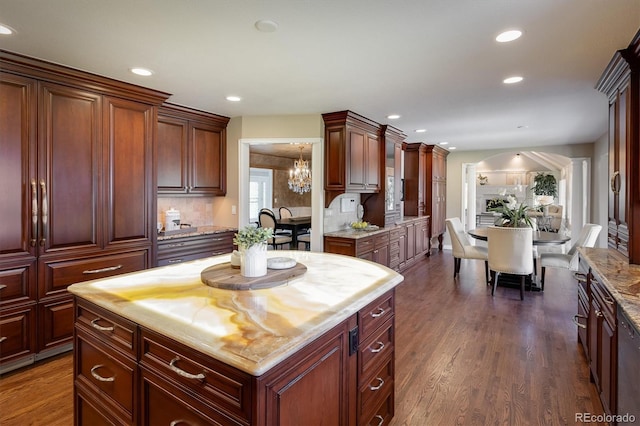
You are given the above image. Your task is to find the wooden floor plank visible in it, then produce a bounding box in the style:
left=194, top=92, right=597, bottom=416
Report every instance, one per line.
left=0, top=250, right=605, bottom=425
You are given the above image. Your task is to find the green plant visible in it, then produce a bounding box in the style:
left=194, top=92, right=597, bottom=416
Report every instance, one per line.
left=489, top=195, right=533, bottom=228
left=233, top=225, right=273, bottom=249
left=532, top=173, right=557, bottom=197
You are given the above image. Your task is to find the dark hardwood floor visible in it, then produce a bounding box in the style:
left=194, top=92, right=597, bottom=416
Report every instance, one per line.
left=0, top=250, right=604, bottom=425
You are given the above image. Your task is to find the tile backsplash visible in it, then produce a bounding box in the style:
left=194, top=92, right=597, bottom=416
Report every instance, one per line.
left=158, top=197, right=215, bottom=228
left=323, top=193, right=362, bottom=233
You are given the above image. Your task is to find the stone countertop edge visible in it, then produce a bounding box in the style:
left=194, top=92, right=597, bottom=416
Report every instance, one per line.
left=158, top=225, right=238, bottom=241
left=68, top=251, right=404, bottom=377
left=324, top=216, right=427, bottom=239
left=579, top=247, right=640, bottom=328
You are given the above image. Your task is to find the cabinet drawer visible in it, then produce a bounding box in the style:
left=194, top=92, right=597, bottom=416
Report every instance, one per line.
left=40, top=250, right=148, bottom=298
left=38, top=295, right=74, bottom=353
left=141, top=327, right=252, bottom=423
left=359, top=321, right=394, bottom=383
left=76, top=382, right=128, bottom=426
left=358, top=291, right=394, bottom=340
left=360, top=390, right=394, bottom=426
left=157, top=250, right=219, bottom=267
left=0, top=303, right=36, bottom=364
left=389, top=227, right=404, bottom=240
left=75, top=328, right=137, bottom=423
left=356, top=237, right=375, bottom=256
left=0, top=262, right=36, bottom=306
left=374, top=232, right=389, bottom=248
left=76, top=299, right=138, bottom=358
left=359, top=355, right=394, bottom=419
left=141, top=367, right=246, bottom=426
left=590, top=274, right=616, bottom=323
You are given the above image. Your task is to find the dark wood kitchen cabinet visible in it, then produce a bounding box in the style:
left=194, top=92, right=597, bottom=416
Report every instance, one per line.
left=322, top=111, right=382, bottom=207
left=0, top=50, right=169, bottom=373
left=596, top=30, right=640, bottom=264
left=157, top=103, right=230, bottom=196
left=156, top=231, right=235, bottom=267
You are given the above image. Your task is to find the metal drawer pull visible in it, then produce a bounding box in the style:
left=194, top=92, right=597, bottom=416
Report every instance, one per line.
left=603, top=296, right=614, bottom=306
left=374, top=414, right=384, bottom=426
left=0, top=337, right=7, bottom=343
left=369, top=341, right=385, bottom=353
left=83, top=265, right=123, bottom=274
left=369, top=377, right=385, bottom=391
left=0, top=285, right=6, bottom=291
left=169, top=357, right=205, bottom=380
left=166, top=243, right=186, bottom=248
left=573, top=272, right=587, bottom=283
left=595, top=310, right=603, bottom=318
left=371, top=307, right=385, bottom=318
left=168, top=259, right=183, bottom=264
left=31, top=179, right=37, bottom=247
left=211, top=237, right=225, bottom=241
left=170, top=421, right=191, bottom=426
left=90, top=365, right=115, bottom=382
left=212, top=252, right=226, bottom=256
left=573, top=315, right=587, bottom=329
left=90, top=318, right=114, bottom=332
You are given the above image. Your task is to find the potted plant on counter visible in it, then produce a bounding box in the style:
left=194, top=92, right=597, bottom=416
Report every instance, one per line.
left=233, top=226, right=273, bottom=277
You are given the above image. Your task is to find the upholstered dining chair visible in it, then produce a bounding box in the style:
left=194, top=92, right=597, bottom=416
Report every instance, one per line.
left=540, top=223, right=602, bottom=290
left=445, top=217, right=489, bottom=283
left=488, top=226, right=534, bottom=300
left=279, top=206, right=293, bottom=219
left=258, top=210, right=292, bottom=250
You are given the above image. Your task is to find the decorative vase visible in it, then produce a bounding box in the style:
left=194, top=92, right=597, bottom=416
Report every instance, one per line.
left=240, top=243, right=267, bottom=277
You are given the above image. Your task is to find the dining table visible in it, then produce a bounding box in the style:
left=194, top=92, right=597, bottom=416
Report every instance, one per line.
left=277, top=216, right=311, bottom=250
left=468, top=227, right=571, bottom=291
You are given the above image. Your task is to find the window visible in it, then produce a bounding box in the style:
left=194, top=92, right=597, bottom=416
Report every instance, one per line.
left=249, top=168, right=273, bottom=224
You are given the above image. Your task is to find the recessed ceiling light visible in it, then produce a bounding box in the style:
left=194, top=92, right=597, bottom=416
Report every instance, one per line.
left=449, top=147, right=457, bottom=150
left=439, top=141, right=449, bottom=145
left=226, top=95, right=241, bottom=102
left=0, top=23, right=15, bottom=35
left=496, top=30, right=522, bottom=43
left=503, top=76, right=524, bottom=84
left=255, top=19, right=279, bottom=33
left=130, top=67, right=153, bottom=76
left=517, top=125, right=529, bottom=129
left=415, top=129, right=426, bottom=133
left=387, top=114, right=400, bottom=120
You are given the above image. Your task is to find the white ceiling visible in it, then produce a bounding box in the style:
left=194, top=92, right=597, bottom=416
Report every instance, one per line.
left=2, top=0, right=639, bottom=151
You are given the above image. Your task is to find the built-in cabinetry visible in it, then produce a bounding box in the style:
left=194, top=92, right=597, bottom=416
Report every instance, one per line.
left=596, top=30, right=640, bottom=264
left=403, top=143, right=448, bottom=251
left=73, top=290, right=396, bottom=425
left=616, top=306, right=640, bottom=421
left=0, top=50, right=169, bottom=374
left=322, top=111, right=382, bottom=208
left=324, top=217, right=430, bottom=272
left=156, top=231, right=235, bottom=267
left=157, top=103, right=229, bottom=196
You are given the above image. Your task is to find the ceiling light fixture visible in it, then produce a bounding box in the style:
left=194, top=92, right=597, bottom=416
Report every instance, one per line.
left=503, top=76, right=524, bottom=84
left=0, top=23, right=15, bottom=35
left=130, top=67, right=153, bottom=76
left=496, top=29, right=522, bottom=43
left=288, top=146, right=312, bottom=194
left=449, top=147, right=457, bottom=150
left=439, top=141, right=449, bottom=145
left=387, top=114, right=400, bottom=120
left=226, top=95, right=241, bottom=102
left=415, top=129, right=426, bottom=133
left=255, top=19, right=279, bottom=33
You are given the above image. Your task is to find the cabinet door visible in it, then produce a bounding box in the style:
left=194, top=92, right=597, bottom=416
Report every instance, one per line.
left=0, top=73, right=37, bottom=261
left=39, top=82, right=102, bottom=254
left=406, top=223, right=415, bottom=261
left=37, top=295, right=74, bottom=353
left=189, top=122, right=226, bottom=195
left=347, top=127, right=367, bottom=190
left=365, top=132, right=380, bottom=191
left=588, top=297, right=601, bottom=389
left=600, top=318, right=616, bottom=415
left=103, top=96, right=154, bottom=249
left=157, top=115, right=188, bottom=194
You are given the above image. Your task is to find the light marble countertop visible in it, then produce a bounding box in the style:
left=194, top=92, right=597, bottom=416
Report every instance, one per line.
left=157, top=225, right=237, bottom=241
left=324, top=216, right=425, bottom=239
left=68, top=251, right=404, bottom=376
left=579, top=247, right=640, bottom=327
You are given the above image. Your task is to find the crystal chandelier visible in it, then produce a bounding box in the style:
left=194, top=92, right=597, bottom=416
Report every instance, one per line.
left=288, top=146, right=312, bottom=194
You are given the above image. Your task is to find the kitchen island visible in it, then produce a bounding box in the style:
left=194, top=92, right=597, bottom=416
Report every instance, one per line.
left=68, top=251, right=403, bottom=425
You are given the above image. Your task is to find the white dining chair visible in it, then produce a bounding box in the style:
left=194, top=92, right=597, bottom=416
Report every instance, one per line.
left=488, top=226, right=534, bottom=300
left=258, top=210, right=292, bottom=250
left=445, top=217, right=489, bottom=283
left=540, top=223, right=602, bottom=290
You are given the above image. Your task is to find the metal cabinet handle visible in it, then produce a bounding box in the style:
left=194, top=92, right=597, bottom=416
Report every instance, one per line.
left=573, top=315, right=587, bottom=329
left=0, top=285, right=6, bottom=291
left=90, top=318, right=115, bottom=332
left=169, top=357, right=205, bottom=380
left=168, top=259, right=183, bottom=264
left=374, top=414, right=384, bottom=426
left=83, top=265, right=123, bottom=274
left=610, top=171, right=620, bottom=194
left=595, top=310, right=603, bottom=318
left=90, top=365, right=115, bottom=382
left=573, top=272, right=587, bottom=283
left=368, top=377, right=385, bottom=391
left=369, top=341, right=385, bottom=353
left=371, top=307, right=385, bottom=318
left=603, top=295, right=615, bottom=306
left=39, top=179, right=47, bottom=246
left=170, top=421, right=191, bottom=426
left=31, top=179, right=38, bottom=247
left=0, top=337, right=7, bottom=343
left=166, top=242, right=186, bottom=248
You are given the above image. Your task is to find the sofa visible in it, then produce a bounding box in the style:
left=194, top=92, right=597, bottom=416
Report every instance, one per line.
left=527, top=204, right=563, bottom=232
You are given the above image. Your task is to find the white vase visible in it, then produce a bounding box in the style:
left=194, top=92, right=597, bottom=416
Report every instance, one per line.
left=240, top=243, right=268, bottom=277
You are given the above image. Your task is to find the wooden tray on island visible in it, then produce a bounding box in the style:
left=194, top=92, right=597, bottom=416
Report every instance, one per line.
left=201, top=262, right=307, bottom=290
